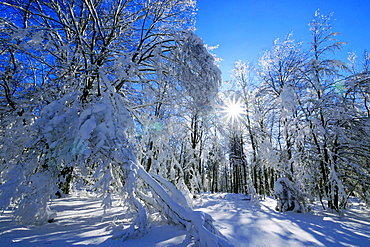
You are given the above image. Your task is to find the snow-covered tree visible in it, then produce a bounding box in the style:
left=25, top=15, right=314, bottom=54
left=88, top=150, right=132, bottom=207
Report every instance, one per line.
left=224, top=10, right=370, bottom=213
left=302, top=10, right=348, bottom=211
left=258, top=33, right=307, bottom=178
left=256, top=34, right=309, bottom=211
left=0, top=1, right=232, bottom=246
left=334, top=52, right=370, bottom=207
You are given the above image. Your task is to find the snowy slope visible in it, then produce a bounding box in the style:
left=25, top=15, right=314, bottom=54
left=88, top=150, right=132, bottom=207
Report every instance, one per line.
left=1, top=192, right=369, bottom=246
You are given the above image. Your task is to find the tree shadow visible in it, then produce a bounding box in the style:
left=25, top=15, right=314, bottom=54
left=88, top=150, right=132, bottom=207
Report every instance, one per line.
left=0, top=195, right=130, bottom=246
left=195, top=194, right=370, bottom=247
left=1, top=194, right=369, bottom=247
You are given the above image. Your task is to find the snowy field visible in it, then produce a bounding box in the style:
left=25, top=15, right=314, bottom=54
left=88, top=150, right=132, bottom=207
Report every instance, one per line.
left=1, top=193, right=370, bottom=247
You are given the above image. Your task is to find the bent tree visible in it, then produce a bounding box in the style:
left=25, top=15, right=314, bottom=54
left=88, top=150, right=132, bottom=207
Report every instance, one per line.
left=0, top=1, right=231, bottom=246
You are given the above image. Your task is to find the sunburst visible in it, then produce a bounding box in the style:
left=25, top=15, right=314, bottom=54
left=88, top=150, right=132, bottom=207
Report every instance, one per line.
left=220, top=97, right=246, bottom=124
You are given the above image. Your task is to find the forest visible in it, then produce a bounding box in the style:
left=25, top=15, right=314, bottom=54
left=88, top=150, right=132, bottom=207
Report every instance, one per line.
left=0, top=0, right=369, bottom=246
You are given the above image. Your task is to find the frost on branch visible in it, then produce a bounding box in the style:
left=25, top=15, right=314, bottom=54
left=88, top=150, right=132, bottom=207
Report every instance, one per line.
left=172, top=31, right=221, bottom=110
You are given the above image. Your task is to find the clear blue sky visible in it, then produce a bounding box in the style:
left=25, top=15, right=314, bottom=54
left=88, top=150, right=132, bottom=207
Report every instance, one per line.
left=195, top=0, right=370, bottom=81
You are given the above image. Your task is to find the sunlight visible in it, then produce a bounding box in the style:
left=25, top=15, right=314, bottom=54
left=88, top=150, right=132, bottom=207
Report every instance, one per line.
left=221, top=97, right=246, bottom=124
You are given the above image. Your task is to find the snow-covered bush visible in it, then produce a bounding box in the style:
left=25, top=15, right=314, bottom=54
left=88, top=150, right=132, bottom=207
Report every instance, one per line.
left=274, top=177, right=306, bottom=213
left=247, top=178, right=261, bottom=208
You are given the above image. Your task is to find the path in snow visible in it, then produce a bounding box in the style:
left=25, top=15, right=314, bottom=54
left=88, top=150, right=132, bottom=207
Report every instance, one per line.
left=0, top=192, right=369, bottom=246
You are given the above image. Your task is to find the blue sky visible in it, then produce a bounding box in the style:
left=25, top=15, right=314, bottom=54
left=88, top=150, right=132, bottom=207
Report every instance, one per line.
left=195, top=0, right=370, bottom=81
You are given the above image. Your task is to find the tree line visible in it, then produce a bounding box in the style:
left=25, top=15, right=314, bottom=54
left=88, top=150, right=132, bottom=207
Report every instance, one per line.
left=207, top=10, right=370, bottom=212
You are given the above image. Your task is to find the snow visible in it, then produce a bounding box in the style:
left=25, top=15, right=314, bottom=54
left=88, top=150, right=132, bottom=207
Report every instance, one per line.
left=1, top=193, right=370, bottom=247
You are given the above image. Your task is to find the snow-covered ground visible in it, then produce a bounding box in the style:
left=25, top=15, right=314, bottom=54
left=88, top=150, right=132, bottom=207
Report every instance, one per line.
left=1, top=192, right=369, bottom=246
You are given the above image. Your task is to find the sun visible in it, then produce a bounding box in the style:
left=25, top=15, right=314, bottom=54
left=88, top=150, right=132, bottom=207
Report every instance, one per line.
left=220, top=97, right=246, bottom=124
